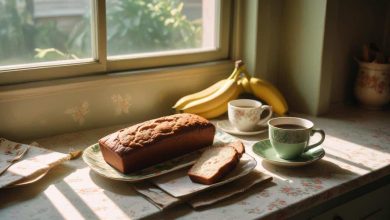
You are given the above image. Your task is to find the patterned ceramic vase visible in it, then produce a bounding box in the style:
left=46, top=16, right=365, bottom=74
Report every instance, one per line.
left=354, top=62, right=390, bottom=109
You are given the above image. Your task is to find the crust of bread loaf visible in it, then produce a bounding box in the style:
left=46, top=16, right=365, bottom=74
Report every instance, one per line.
left=99, top=113, right=215, bottom=173
left=188, top=146, right=239, bottom=185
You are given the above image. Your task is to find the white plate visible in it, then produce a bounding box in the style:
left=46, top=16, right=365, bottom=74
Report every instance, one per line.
left=217, top=120, right=267, bottom=136
left=151, top=153, right=257, bottom=198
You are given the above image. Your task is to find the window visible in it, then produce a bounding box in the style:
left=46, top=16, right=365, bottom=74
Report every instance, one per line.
left=0, top=0, right=92, bottom=66
left=0, top=0, right=231, bottom=85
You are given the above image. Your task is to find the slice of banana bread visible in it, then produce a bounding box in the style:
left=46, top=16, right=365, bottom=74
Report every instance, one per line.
left=188, top=146, right=239, bottom=185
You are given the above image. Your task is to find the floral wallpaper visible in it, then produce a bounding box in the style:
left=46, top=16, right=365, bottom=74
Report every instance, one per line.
left=65, top=102, right=90, bottom=125
left=111, top=94, right=132, bottom=116
left=62, top=94, right=133, bottom=127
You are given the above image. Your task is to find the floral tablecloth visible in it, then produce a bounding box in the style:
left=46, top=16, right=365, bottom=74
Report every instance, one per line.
left=0, top=106, right=389, bottom=220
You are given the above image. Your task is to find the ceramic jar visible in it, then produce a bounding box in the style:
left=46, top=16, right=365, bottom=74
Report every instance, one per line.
left=354, top=62, right=390, bottom=109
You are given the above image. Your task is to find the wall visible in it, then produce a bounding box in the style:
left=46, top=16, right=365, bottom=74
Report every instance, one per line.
left=327, top=0, right=389, bottom=104
left=253, top=0, right=389, bottom=114
left=278, top=0, right=328, bottom=115
left=243, top=0, right=282, bottom=85
left=249, top=0, right=328, bottom=115
left=0, top=63, right=232, bottom=140
left=2, top=1, right=389, bottom=140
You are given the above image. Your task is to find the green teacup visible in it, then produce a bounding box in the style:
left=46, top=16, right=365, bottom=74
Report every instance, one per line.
left=268, top=117, right=325, bottom=160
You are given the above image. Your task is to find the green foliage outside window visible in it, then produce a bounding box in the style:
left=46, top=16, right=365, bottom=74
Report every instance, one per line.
left=0, top=0, right=201, bottom=65
left=105, top=0, right=201, bottom=55
left=0, top=0, right=33, bottom=63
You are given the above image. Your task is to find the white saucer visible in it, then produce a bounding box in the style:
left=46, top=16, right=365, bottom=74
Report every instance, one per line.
left=216, top=120, right=267, bottom=136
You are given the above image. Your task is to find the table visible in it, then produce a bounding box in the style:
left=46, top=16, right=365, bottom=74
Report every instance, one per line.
left=1, top=105, right=389, bottom=219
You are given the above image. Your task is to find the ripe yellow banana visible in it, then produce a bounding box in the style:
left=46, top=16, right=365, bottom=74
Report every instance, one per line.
left=249, top=77, right=288, bottom=116
left=237, top=64, right=288, bottom=116
left=176, top=61, right=244, bottom=114
left=173, top=61, right=244, bottom=112
left=196, top=83, right=243, bottom=119
left=238, top=77, right=252, bottom=93
left=181, top=74, right=240, bottom=114
left=172, top=79, right=227, bottom=109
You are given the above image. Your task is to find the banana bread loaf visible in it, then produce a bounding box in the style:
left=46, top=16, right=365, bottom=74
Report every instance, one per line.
left=99, top=113, right=215, bottom=173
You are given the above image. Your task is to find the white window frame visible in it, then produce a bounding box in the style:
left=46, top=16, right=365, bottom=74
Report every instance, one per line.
left=0, top=0, right=232, bottom=85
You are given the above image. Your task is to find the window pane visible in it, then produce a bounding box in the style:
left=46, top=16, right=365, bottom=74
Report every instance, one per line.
left=0, top=0, right=92, bottom=67
left=106, top=0, right=217, bottom=57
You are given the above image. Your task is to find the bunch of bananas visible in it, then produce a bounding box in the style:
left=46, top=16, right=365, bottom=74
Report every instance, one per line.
left=173, top=60, right=288, bottom=119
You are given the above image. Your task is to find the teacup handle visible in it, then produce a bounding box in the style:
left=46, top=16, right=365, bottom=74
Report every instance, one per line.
left=305, top=129, right=325, bottom=152
left=257, top=105, right=273, bottom=126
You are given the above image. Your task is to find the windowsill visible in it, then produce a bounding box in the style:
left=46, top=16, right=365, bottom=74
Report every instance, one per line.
left=1, top=105, right=389, bottom=219
left=0, top=60, right=233, bottom=97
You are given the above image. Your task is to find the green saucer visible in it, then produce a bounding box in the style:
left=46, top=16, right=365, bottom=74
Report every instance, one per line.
left=252, top=139, right=325, bottom=167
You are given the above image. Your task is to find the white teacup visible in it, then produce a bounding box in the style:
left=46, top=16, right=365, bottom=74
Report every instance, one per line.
left=228, top=99, right=273, bottom=132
